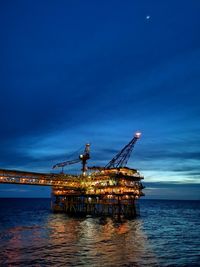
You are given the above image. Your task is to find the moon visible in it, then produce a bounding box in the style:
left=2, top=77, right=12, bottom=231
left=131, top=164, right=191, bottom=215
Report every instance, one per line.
left=146, top=15, right=150, bottom=20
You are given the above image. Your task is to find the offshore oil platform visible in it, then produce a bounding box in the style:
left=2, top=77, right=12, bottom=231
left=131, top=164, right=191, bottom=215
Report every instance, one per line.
left=0, top=133, right=144, bottom=218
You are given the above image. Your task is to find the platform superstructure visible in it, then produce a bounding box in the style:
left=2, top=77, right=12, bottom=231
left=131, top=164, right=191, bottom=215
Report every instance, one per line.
left=52, top=132, right=144, bottom=218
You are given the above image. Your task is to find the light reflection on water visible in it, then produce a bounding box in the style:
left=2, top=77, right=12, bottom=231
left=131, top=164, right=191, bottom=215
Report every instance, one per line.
left=0, top=215, right=158, bottom=266
left=46, top=215, right=158, bottom=266
left=0, top=199, right=199, bottom=266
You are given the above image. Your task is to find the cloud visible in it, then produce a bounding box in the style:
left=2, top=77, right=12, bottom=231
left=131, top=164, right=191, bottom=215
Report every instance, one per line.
left=143, top=151, right=200, bottom=161
left=143, top=182, right=200, bottom=200
left=0, top=0, right=200, bottom=198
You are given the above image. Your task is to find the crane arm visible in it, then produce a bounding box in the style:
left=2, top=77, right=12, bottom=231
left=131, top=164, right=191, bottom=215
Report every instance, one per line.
left=105, top=132, right=141, bottom=169
left=52, top=159, right=81, bottom=169
left=52, top=143, right=90, bottom=173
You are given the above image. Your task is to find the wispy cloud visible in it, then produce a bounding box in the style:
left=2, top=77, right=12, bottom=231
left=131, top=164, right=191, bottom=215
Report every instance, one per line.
left=0, top=0, right=200, bottom=198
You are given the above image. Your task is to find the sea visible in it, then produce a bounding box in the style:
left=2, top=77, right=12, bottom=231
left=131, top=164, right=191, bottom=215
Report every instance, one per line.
left=0, top=199, right=199, bottom=267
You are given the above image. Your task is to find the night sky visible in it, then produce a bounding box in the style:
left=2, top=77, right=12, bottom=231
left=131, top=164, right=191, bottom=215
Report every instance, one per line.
left=0, top=0, right=200, bottom=199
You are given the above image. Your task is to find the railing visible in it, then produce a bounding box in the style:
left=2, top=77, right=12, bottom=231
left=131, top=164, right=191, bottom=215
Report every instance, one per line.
left=0, top=168, right=80, bottom=188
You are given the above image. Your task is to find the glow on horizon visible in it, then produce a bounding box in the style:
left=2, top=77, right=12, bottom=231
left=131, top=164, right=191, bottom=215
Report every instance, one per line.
left=0, top=0, right=199, bottom=199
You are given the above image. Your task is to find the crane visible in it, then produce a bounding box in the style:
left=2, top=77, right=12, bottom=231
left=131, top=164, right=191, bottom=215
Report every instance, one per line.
left=88, top=132, right=141, bottom=170
left=105, top=132, right=141, bottom=168
left=52, top=144, right=90, bottom=175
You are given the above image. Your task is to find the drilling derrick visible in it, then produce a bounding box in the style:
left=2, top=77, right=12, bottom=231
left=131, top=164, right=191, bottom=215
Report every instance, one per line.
left=51, top=132, right=144, bottom=219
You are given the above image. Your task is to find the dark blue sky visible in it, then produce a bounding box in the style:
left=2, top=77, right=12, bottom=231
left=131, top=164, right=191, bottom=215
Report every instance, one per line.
left=0, top=0, right=200, bottom=199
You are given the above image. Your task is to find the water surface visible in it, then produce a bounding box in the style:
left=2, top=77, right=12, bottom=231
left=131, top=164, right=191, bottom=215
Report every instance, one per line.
left=0, top=199, right=199, bottom=266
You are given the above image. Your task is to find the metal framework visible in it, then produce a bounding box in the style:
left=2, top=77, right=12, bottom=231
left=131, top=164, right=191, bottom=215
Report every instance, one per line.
left=0, top=169, right=80, bottom=188
left=52, top=144, right=90, bottom=174
left=105, top=132, right=141, bottom=168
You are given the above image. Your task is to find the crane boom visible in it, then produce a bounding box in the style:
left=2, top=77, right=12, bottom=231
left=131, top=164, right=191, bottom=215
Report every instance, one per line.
left=52, top=144, right=90, bottom=174
left=105, top=132, right=141, bottom=168
left=52, top=158, right=81, bottom=169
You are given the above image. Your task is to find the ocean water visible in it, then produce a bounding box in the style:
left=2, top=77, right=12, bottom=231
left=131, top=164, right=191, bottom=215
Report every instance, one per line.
left=0, top=199, right=199, bottom=267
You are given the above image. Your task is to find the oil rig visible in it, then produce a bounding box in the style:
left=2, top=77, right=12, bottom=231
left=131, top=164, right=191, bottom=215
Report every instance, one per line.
left=51, top=132, right=144, bottom=218
left=0, top=133, right=144, bottom=218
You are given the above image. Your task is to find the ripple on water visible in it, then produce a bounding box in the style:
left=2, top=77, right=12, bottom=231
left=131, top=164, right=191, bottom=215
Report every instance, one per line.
left=0, top=199, right=199, bottom=266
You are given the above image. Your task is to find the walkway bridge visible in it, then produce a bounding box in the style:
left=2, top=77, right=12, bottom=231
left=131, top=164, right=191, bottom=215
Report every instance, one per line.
left=0, top=168, right=80, bottom=190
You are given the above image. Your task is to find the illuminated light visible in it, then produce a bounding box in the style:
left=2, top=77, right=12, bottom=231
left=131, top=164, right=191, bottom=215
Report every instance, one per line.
left=135, top=132, right=141, bottom=139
